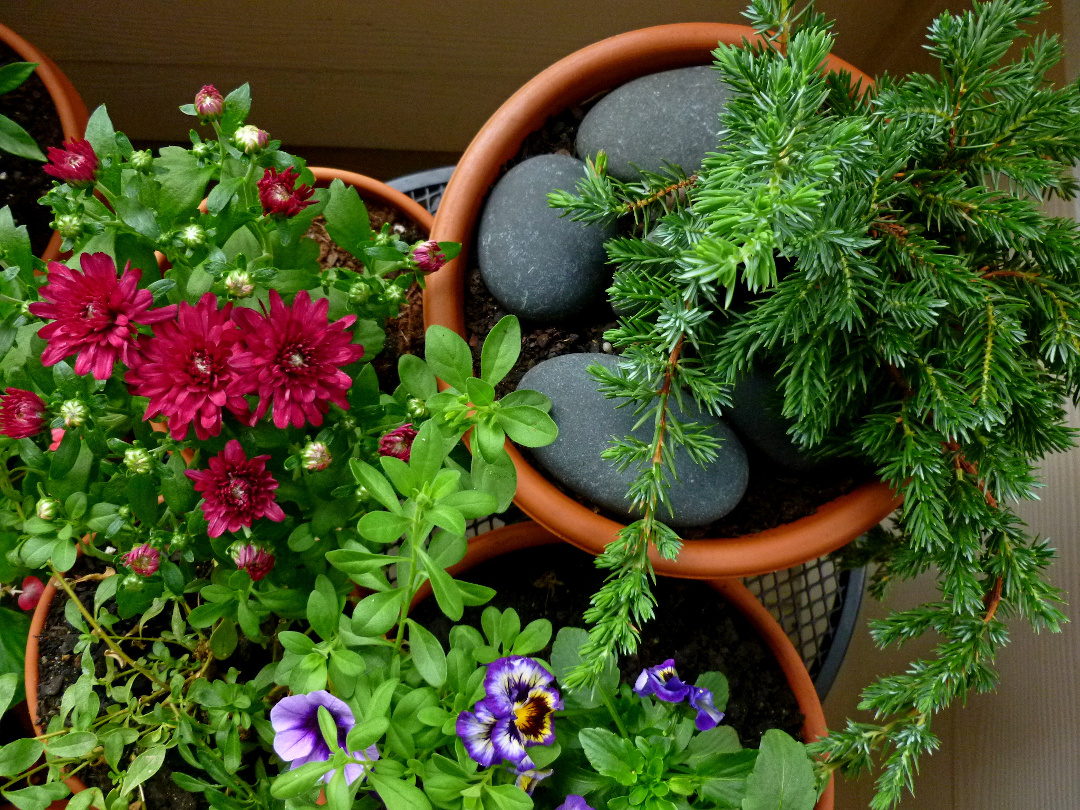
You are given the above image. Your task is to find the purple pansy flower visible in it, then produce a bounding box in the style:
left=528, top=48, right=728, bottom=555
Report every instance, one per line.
left=456, top=699, right=501, bottom=767
left=688, top=684, right=725, bottom=731
left=270, top=691, right=378, bottom=784
left=514, top=765, right=553, bottom=796
left=556, top=797, right=595, bottom=810
left=457, top=656, right=562, bottom=768
left=633, top=659, right=691, bottom=703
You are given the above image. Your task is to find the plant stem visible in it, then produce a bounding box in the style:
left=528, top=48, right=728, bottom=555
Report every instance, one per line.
left=49, top=565, right=167, bottom=688
left=598, top=686, right=629, bottom=738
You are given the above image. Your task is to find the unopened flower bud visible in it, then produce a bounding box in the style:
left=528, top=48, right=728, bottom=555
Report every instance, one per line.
left=17, top=576, right=44, bottom=612
left=378, top=423, right=418, bottom=462
left=354, top=485, right=370, bottom=501
left=385, top=285, right=405, bottom=305
left=129, top=149, right=153, bottom=172
left=36, top=498, right=60, bottom=521
left=412, top=240, right=447, bottom=274
left=406, top=398, right=427, bottom=419
left=122, top=543, right=159, bottom=576
left=53, top=214, right=83, bottom=240
left=224, top=268, right=255, bottom=298
left=124, top=447, right=153, bottom=475
left=122, top=573, right=145, bottom=590
left=230, top=542, right=275, bottom=582
left=194, top=84, right=224, bottom=122
left=117, top=505, right=131, bottom=519
left=59, top=399, right=88, bottom=427
left=234, top=125, right=269, bottom=154
left=300, top=441, right=332, bottom=472
left=193, top=141, right=215, bottom=160
left=348, top=281, right=372, bottom=304
left=178, top=223, right=205, bottom=248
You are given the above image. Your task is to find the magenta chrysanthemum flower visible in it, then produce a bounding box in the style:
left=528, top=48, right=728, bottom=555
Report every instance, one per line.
left=123, top=544, right=160, bottom=576
left=194, top=85, right=224, bottom=121
left=28, top=253, right=178, bottom=381
left=411, top=240, right=447, bottom=274
left=231, top=542, right=275, bottom=581
left=125, top=293, right=252, bottom=441
left=43, top=138, right=98, bottom=187
left=231, top=290, right=364, bottom=429
left=257, top=167, right=315, bottom=218
left=185, top=440, right=286, bottom=537
left=378, top=424, right=418, bottom=462
left=0, top=388, right=47, bottom=439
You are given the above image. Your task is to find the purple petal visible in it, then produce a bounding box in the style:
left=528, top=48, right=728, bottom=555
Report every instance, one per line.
left=491, top=715, right=529, bottom=766
left=556, top=796, right=595, bottom=810
left=688, top=685, right=725, bottom=731
left=456, top=702, right=501, bottom=767
left=274, top=727, right=316, bottom=761
left=484, top=656, right=555, bottom=715
left=634, top=660, right=691, bottom=703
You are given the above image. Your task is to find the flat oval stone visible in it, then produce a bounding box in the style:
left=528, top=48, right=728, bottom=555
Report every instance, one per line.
left=477, top=155, right=615, bottom=320
left=519, top=353, right=748, bottom=528
left=577, top=66, right=732, bottom=182
left=726, top=370, right=817, bottom=471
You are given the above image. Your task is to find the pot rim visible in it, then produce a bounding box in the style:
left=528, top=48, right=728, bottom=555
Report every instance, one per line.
left=1, top=22, right=91, bottom=264
left=308, top=166, right=435, bottom=234
left=425, top=22, right=901, bottom=578
left=427, top=521, right=834, bottom=810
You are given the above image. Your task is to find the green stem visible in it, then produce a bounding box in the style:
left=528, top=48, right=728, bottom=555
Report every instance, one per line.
left=49, top=565, right=167, bottom=688
left=598, top=686, right=629, bottom=738
left=391, top=512, right=425, bottom=656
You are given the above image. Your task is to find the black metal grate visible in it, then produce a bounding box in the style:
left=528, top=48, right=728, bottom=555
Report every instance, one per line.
left=398, top=170, right=864, bottom=701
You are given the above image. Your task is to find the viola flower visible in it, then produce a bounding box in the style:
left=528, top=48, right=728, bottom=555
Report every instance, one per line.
left=28, top=253, right=178, bottom=381
left=231, top=542, right=275, bottom=582
left=17, top=576, right=45, bottom=612
left=194, top=85, right=224, bottom=121
left=634, top=659, right=691, bottom=703
left=184, top=440, right=286, bottom=537
left=412, top=240, right=447, bottom=274
left=125, top=293, right=251, bottom=441
left=514, top=766, right=553, bottom=796
left=378, top=423, right=418, bottom=462
left=231, top=290, right=364, bottom=430
left=687, top=685, right=724, bottom=731
left=0, top=388, right=47, bottom=439
left=456, top=699, right=501, bottom=768
left=555, top=797, right=595, bottom=810
left=43, top=138, right=98, bottom=187
left=484, top=656, right=562, bottom=766
left=271, top=691, right=378, bottom=785
left=123, top=544, right=160, bottom=576
left=257, top=167, right=315, bottom=218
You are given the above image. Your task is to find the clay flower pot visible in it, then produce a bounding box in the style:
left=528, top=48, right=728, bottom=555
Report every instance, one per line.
left=425, top=23, right=901, bottom=578
left=0, top=22, right=90, bottom=262
left=419, top=521, right=834, bottom=810
left=307, top=167, right=434, bottom=234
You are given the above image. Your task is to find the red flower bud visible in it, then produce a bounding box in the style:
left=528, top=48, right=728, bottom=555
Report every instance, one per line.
left=378, top=423, right=419, bottom=462
left=17, top=576, right=45, bottom=612
left=412, top=240, right=447, bottom=274
left=194, top=85, right=224, bottom=121
left=43, top=138, right=98, bottom=187
left=0, top=388, right=47, bottom=439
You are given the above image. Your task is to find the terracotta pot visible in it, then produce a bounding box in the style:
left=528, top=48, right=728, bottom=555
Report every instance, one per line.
left=425, top=23, right=901, bottom=579
left=0, top=22, right=90, bottom=263
left=308, top=167, right=434, bottom=235
left=417, top=521, right=833, bottom=810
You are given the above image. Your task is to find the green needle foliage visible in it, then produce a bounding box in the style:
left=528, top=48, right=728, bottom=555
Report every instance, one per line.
left=551, top=0, right=1080, bottom=805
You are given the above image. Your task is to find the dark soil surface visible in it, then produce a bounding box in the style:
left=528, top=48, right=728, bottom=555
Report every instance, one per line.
left=411, top=542, right=803, bottom=746
left=36, top=558, right=268, bottom=810
left=0, top=42, right=63, bottom=257
left=307, top=202, right=427, bottom=392
left=461, top=95, right=868, bottom=537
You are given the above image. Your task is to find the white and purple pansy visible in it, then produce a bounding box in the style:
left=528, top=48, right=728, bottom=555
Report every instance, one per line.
left=457, top=656, right=562, bottom=768
left=514, top=765, right=554, bottom=796
left=633, top=659, right=691, bottom=703
left=270, top=690, right=379, bottom=784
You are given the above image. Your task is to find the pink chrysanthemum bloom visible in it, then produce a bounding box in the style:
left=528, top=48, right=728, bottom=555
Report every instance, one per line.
left=28, top=253, right=178, bottom=381
left=123, top=544, right=160, bottom=576
left=0, top=388, right=47, bottom=439
left=379, top=423, right=418, bottom=462
left=43, top=138, right=98, bottom=187
left=412, top=240, right=447, bottom=274
left=231, top=290, right=364, bottom=429
left=125, top=293, right=252, bottom=441
left=257, top=167, right=315, bottom=218
left=194, top=85, right=224, bottom=121
left=185, top=440, right=286, bottom=538
left=231, top=542, right=275, bottom=581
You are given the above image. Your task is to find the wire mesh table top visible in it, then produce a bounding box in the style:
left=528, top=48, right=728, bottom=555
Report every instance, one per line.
left=394, top=167, right=865, bottom=700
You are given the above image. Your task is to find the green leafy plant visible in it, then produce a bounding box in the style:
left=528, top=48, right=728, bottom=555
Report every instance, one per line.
left=0, top=60, right=46, bottom=162
left=551, top=0, right=1080, bottom=806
